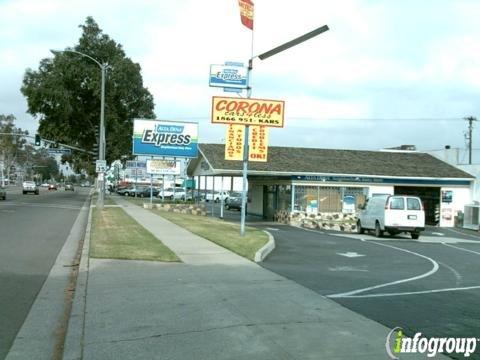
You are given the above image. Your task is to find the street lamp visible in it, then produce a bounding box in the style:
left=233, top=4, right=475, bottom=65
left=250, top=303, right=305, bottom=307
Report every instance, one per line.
left=51, top=49, right=107, bottom=210
left=239, top=24, right=330, bottom=236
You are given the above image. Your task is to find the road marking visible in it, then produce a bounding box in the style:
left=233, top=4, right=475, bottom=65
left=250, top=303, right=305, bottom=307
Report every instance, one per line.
left=328, top=241, right=439, bottom=298
left=438, top=262, right=462, bottom=286
left=337, top=252, right=365, bottom=258
left=329, top=266, right=369, bottom=272
left=266, top=227, right=280, bottom=231
left=443, top=243, right=480, bottom=256
left=431, top=232, right=444, bottom=236
left=329, top=285, right=480, bottom=298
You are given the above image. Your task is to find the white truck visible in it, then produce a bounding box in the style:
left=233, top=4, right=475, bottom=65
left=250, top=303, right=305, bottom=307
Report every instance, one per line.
left=357, top=194, right=425, bottom=239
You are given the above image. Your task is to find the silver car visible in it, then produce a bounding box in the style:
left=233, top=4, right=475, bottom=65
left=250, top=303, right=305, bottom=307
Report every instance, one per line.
left=23, top=181, right=39, bottom=195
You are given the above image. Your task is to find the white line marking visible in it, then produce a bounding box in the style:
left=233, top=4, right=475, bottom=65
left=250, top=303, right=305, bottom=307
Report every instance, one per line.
left=443, top=243, right=480, bottom=256
left=438, top=261, right=462, bottom=286
left=328, top=241, right=439, bottom=298
left=337, top=252, right=365, bottom=258
left=431, top=232, right=444, bottom=236
left=330, top=285, right=480, bottom=298
left=266, top=227, right=280, bottom=231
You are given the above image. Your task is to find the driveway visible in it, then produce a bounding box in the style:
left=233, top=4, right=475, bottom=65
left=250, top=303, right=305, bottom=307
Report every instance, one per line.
left=259, top=225, right=480, bottom=359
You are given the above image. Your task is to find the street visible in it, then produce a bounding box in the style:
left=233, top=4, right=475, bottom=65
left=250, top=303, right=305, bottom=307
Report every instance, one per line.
left=0, top=186, right=89, bottom=359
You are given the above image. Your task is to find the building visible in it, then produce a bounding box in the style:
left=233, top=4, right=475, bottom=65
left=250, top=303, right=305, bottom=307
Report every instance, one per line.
left=188, top=144, right=474, bottom=227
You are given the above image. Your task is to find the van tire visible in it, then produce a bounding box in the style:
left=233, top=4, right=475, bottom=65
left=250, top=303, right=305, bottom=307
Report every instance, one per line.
left=356, top=221, right=364, bottom=234
left=374, top=222, right=383, bottom=238
left=411, top=232, right=420, bottom=240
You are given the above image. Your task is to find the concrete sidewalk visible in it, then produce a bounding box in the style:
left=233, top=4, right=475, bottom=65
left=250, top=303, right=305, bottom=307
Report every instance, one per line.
left=65, top=197, right=439, bottom=359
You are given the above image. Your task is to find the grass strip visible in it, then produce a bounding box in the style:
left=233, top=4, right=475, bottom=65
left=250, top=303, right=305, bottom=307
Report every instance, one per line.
left=152, top=210, right=269, bottom=261
left=90, top=207, right=180, bottom=262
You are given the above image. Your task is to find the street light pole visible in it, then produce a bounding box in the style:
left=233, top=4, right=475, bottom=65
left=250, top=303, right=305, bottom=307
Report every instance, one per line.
left=51, top=49, right=107, bottom=210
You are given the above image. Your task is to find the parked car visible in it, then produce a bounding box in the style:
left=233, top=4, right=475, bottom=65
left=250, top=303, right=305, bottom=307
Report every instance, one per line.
left=225, top=191, right=243, bottom=210
left=117, top=186, right=136, bottom=197
left=357, top=194, right=425, bottom=239
left=0, top=186, right=6, bottom=200
left=205, top=191, right=230, bottom=202
left=48, top=183, right=58, bottom=190
left=158, top=188, right=186, bottom=200
left=137, top=186, right=159, bottom=198
left=23, top=181, right=39, bottom=195
left=65, top=183, right=74, bottom=191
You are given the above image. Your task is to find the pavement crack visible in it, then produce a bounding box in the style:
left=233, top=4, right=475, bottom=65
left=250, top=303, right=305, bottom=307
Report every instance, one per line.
left=86, top=319, right=323, bottom=345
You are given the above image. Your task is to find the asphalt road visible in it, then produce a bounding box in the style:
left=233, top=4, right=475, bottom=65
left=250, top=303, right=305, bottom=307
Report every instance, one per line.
left=0, top=185, right=90, bottom=359
left=259, top=225, right=480, bottom=360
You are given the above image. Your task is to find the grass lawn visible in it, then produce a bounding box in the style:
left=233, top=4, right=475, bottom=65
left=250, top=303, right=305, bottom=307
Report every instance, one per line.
left=90, top=207, right=180, bottom=262
left=152, top=210, right=269, bottom=261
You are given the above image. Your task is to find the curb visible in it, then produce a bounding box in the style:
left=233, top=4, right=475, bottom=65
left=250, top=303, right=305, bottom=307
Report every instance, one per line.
left=254, top=230, right=275, bottom=262
left=62, top=194, right=93, bottom=360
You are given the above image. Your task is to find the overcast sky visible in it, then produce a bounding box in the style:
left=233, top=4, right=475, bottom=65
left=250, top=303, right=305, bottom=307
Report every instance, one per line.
left=1, top=0, right=480, bottom=156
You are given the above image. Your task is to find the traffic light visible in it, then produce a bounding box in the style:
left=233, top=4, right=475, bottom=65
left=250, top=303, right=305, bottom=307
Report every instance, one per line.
left=35, top=134, right=41, bottom=146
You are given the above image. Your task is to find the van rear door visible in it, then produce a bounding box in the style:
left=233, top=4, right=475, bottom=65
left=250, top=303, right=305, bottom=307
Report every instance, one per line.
left=385, top=196, right=424, bottom=228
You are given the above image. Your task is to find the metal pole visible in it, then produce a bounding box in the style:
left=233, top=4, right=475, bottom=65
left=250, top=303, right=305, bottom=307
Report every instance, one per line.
left=162, top=175, right=165, bottom=202
left=220, top=176, right=224, bottom=219
left=97, top=63, right=106, bottom=210
left=211, top=176, right=215, bottom=217
left=240, top=125, right=249, bottom=236
left=150, top=156, right=153, bottom=204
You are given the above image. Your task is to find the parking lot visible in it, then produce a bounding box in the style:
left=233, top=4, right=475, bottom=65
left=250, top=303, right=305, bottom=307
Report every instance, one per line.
left=256, top=225, right=480, bottom=358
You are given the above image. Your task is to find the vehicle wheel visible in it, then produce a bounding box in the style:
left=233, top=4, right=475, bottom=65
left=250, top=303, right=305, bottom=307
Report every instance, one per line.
left=374, top=222, right=383, bottom=238
left=23, top=191, right=26, bottom=195
left=125, top=192, right=129, bottom=197
left=356, top=220, right=364, bottom=234
left=140, top=193, right=144, bottom=198
left=225, top=204, right=230, bottom=210
left=411, top=232, right=420, bottom=240
left=35, top=191, right=39, bottom=195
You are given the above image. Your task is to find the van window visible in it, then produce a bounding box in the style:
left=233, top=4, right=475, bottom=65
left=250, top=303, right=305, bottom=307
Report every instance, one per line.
left=407, top=198, right=421, bottom=210
left=389, top=197, right=405, bottom=210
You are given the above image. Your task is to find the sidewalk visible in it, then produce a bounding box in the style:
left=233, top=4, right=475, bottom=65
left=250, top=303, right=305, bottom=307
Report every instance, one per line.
left=65, top=196, right=436, bottom=359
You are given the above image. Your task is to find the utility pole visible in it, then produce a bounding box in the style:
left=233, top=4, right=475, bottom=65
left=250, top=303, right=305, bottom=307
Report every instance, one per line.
left=465, top=116, right=477, bottom=165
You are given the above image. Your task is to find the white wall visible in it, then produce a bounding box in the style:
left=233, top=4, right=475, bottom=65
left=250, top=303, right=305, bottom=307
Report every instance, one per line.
left=368, top=185, right=394, bottom=197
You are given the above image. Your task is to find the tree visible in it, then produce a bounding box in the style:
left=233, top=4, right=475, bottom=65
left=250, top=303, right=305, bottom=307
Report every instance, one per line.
left=0, top=114, right=29, bottom=182
left=21, top=17, right=155, bottom=171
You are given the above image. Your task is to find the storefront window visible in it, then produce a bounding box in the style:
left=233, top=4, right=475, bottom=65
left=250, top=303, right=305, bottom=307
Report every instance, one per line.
left=293, top=185, right=369, bottom=213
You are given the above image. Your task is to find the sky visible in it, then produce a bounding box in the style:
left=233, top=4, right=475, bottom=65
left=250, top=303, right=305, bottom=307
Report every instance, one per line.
left=1, top=0, right=480, bottom=158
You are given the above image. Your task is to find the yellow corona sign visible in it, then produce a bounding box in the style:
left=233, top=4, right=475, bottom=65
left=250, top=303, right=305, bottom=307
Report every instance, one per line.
left=212, top=96, right=284, bottom=128
left=225, top=124, right=269, bottom=162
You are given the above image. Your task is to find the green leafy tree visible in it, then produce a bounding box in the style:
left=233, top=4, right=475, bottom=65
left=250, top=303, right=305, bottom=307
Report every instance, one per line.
left=29, top=147, right=59, bottom=182
left=21, top=17, right=155, bottom=171
left=0, top=114, right=29, bottom=181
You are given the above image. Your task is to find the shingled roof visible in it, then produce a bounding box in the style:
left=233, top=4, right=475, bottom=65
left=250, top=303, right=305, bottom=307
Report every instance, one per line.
left=192, top=143, right=474, bottom=179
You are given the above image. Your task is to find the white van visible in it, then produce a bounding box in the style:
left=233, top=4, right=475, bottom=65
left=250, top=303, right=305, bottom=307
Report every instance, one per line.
left=357, top=194, right=425, bottom=239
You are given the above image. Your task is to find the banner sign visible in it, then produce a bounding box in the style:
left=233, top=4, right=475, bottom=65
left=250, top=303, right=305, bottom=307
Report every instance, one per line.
left=209, top=64, right=248, bottom=89
left=224, top=124, right=269, bottom=162
left=212, top=96, right=284, bottom=127
left=248, top=125, right=268, bottom=162
left=133, top=119, right=198, bottom=158
left=146, top=159, right=181, bottom=175
left=225, top=124, right=245, bottom=161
